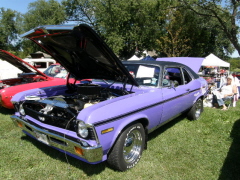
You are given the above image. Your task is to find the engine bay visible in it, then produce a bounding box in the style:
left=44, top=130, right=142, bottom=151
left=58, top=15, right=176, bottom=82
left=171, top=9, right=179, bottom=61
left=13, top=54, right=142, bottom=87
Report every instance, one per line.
left=21, top=83, right=131, bottom=130
left=0, top=73, right=46, bottom=89
left=37, top=84, right=129, bottom=113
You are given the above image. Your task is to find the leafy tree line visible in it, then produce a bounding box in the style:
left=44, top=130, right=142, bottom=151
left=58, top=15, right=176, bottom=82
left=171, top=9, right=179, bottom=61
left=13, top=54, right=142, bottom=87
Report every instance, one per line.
left=0, top=0, right=66, bottom=58
left=0, top=0, right=239, bottom=62
left=0, top=8, right=21, bottom=53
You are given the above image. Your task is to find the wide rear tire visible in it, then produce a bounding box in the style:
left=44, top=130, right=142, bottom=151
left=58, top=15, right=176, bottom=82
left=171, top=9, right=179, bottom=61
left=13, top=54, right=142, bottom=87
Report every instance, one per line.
left=107, top=123, right=145, bottom=171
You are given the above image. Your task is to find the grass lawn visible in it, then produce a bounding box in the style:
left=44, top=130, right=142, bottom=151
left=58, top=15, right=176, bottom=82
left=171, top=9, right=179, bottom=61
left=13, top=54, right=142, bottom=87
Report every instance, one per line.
left=1, top=104, right=240, bottom=180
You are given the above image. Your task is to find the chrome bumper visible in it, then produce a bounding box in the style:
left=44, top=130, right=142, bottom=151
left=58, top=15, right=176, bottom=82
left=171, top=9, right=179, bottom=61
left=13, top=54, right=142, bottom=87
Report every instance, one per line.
left=11, top=115, right=103, bottom=163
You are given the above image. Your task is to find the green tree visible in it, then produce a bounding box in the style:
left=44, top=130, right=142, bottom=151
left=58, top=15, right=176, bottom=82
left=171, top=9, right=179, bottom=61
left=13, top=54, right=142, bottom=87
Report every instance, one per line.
left=95, top=0, right=168, bottom=59
left=63, top=0, right=172, bottom=59
left=156, top=5, right=233, bottom=58
left=62, top=0, right=233, bottom=59
left=21, top=0, right=66, bottom=57
left=181, top=0, right=239, bottom=57
left=62, top=0, right=97, bottom=27
left=156, top=9, right=191, bottom=57
left=229, top=57, right=240, bottom=71
left=0, top=8, right=22, bottom=53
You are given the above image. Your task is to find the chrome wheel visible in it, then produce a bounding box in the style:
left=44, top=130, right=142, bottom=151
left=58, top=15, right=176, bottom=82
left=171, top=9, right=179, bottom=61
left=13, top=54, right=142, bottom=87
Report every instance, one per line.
left=123, top=129, right=143, bottom=163
left=107, top=123, right=145, bottom=171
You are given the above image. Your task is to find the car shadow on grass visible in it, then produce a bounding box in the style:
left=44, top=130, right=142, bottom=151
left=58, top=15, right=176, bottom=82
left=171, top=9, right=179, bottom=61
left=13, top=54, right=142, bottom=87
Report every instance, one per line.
left=20, top=134, right=107, bottom=175
left=18, top=115, right=186, bottom=175
left=218, top=118, right=240, bottom=180
left=0, top=107, right=15, bottom=115
left=17, top=114, right=187, bottom=175
left=148, top=114, right=185, bottom=141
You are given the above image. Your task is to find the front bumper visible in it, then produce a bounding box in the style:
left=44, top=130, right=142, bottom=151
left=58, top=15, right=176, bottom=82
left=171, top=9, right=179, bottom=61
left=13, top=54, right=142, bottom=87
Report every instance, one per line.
left=11, top=115, right=103, bottom=164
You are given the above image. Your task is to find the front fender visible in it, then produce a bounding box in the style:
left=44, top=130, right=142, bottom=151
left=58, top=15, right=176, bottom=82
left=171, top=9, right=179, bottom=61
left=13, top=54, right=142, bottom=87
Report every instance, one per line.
left=94, top=113, right=149, bottom=156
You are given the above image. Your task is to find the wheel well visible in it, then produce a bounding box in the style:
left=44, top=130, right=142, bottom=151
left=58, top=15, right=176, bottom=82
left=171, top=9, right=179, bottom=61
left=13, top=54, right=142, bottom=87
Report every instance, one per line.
left=137, top=118, right=149, bottom=129
left=122, top=118, right=149, bottom=135
left=195, top=95, right=204, bottom=104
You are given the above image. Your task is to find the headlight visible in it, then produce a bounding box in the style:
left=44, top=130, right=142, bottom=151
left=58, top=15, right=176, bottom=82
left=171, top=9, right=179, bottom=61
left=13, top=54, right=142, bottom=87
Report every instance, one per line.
left=19, top=104, right=25, bottom=116
left=77, top=121, right=89, bottom=138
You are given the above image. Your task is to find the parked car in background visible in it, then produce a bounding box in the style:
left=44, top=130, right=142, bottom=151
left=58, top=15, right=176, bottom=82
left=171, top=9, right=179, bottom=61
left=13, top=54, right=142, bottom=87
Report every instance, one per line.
left=0, top=50, right=74, bottom=109
left=43, top=63, right=68, bottom=78
left=11, top=24, right=208, bottom=171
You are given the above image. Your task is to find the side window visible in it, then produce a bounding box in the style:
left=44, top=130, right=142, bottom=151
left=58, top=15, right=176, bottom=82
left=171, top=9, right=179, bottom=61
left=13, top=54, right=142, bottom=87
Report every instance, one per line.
left=34, top=62, right=47, bottom=68
left=163, top=67, right=183, bottom=87
left=182, top=68, right=192, bottom=84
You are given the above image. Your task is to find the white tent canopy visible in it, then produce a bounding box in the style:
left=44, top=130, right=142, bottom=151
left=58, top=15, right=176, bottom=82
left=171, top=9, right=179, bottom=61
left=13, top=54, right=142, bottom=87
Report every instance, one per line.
left=202, top=53, right=230, bottom=67
left=128, top=55, right=140, bottom=61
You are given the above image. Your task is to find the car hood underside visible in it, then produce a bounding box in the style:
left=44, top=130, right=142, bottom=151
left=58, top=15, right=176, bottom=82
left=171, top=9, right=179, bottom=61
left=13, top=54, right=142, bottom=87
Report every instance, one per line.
left=21, top=24, right=138, bottom=86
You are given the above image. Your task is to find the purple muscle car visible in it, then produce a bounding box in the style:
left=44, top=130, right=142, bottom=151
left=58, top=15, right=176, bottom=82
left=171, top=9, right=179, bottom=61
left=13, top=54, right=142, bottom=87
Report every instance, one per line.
left=11, top=24, right=208, bottom=171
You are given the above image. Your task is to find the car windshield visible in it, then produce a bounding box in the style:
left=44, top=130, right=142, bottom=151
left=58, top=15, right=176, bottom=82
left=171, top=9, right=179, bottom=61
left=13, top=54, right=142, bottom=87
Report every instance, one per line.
left=92, top=65, right=160, bottom=87
left=43, top=64, right=67, bottom=78
left=124, top=64, right=160, bottom=87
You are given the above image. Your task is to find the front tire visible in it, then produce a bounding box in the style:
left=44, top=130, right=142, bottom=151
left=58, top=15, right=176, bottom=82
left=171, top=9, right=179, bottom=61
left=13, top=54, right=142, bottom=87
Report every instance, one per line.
left=107, top=123, right=145, bottom=171
left=187, top=98, right=203, bottom=120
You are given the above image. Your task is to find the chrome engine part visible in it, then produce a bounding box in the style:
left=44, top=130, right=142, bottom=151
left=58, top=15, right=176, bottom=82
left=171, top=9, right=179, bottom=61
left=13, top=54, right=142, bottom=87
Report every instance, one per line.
left=19, top=84, right=125, bottom=130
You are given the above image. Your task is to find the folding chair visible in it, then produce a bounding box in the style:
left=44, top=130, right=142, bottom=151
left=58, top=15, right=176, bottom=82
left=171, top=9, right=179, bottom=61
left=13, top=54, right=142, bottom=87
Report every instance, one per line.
left=224, top=93, right=238, bottom=109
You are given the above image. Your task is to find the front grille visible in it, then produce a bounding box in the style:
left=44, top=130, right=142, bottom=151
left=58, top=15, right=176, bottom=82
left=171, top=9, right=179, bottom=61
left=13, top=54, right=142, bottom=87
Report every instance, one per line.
left=23, top=101, right=77, bottom=131
left=21, top=100, right=97, bottom=141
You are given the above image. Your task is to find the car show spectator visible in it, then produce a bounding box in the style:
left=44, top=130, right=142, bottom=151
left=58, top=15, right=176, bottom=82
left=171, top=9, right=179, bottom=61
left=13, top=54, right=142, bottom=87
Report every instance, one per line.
left=212, top=75, right=237, bottom=110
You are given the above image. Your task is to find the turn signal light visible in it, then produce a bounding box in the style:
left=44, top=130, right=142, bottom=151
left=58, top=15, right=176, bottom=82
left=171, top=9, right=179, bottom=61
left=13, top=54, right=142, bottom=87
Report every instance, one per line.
left=17, top=121, right=23, bottom=128
left=74, top=146, right=83, bottom=156
left=101, top=127, right=114, bottom=134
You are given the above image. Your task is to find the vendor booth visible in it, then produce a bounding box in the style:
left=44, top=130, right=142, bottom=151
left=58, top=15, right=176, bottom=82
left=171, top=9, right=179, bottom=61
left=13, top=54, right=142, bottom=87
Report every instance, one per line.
left=202, top=53, right=230, bottom=68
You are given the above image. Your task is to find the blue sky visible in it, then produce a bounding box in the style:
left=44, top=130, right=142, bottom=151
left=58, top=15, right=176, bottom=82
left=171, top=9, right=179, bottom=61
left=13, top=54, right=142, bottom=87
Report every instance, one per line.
left=232, top=50, right=238, bottom=57
left=2, top=0, right=41, bottom=13
left=1, top=0, right=62, bottom=13
left=1, top=0, right=239, bottom=57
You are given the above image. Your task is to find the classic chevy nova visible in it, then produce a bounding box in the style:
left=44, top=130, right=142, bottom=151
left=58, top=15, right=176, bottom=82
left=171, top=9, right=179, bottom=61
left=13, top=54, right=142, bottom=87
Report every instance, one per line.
left=11, top=24, right=208, bottom=171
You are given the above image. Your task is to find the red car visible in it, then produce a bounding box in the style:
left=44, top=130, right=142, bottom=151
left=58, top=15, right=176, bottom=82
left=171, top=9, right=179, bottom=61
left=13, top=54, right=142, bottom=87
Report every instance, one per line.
left=0, top=50, right=76, bottom=109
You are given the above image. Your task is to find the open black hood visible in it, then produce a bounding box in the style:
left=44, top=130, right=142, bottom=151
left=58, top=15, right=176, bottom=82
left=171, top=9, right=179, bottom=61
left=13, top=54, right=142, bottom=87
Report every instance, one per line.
left=0, top=49, right=48, bottom=78
left=21, top=24, right=138, bottom=86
